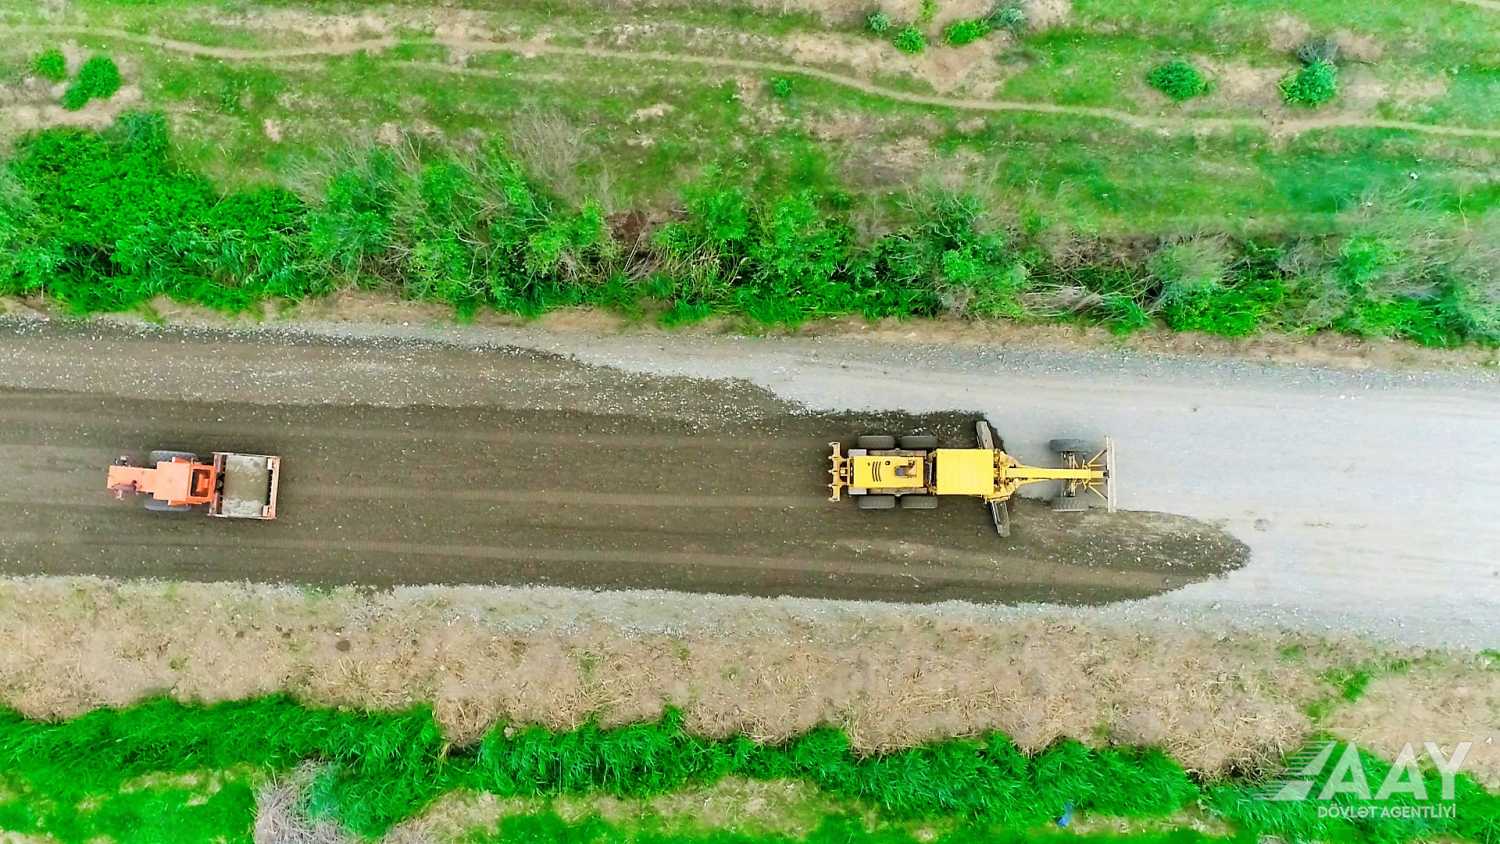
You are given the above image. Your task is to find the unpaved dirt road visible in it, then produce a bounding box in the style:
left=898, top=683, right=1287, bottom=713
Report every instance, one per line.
left=0, top=320, right=1239, bottom=605
left=0, top=316, right=1495, bottom=647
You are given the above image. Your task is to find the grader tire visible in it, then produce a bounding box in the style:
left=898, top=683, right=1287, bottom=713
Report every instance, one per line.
left=857, top=494, right=897, bottom=510
left=899, top=434, right=939, bottom=450
left=1052, top=495, right=1089, bottom=513
left=149, top=450, right=199, bottom=465
left=1048, top=438, right=1095, bottom=456
left=857, top=435, right=897, bottom=450
left=900, top=495, right=938, bottom=510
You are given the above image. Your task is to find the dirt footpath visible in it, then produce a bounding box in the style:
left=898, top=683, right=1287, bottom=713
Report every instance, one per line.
left=0, top=384, right=1239, bottom=602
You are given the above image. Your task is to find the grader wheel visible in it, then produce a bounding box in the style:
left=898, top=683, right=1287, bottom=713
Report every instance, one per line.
left=857, top=435, right=896, bottom=450
left=899, top=494, right=938, bottom=510
left=857, top=494, right=897, bottom=510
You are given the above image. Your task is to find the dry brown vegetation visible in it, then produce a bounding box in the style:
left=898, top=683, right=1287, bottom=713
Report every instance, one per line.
left=3, top=577, right=1493, bottom=784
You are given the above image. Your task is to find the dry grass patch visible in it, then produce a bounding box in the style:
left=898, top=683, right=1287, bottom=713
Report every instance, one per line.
left=1324, top=657, right=1500, bottom=790
left=3, top=576, right=1481, bottom=781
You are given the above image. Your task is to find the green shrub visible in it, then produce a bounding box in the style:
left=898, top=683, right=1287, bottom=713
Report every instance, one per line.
left=893, top=26, right=927, bottom=54
left=865, top=10, right=892, bottom=34
left=943, top=19, right=992, bottom=46
left=770, top=76, right=793, bottom=99
left=31, top=48, right=67, bottom=83
left=1146, top=60, right=1208, bottom=102
left=918, top=0, right=937, bottom=25
left=61, top=55, right=121, bottom=111
left=1280, top=60, right=1337, bottom=107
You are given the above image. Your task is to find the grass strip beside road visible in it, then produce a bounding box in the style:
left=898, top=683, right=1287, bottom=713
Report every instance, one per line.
left=0, top=696, right=1495, bottom=842
left=2, top=114, right=1496, bottom=348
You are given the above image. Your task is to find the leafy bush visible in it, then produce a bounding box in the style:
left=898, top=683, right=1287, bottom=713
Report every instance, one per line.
left=770, top=76, right=793, bottom=99
left=1280, top=60, right=1337, bottom=107
left=865, top=10, right=892, bottom=34
left=31, top=48, right=67, bottom=83
left=943, top=19, right=992, bottom=47
left=61, top=55, right=121, bottom=111
left=1146, top=60, right=1208, bottom=102
left=1296, top=36, right=1340, bottom=66
left=893, top=26, right=927, bottom=54
left=918, top=0, right=937, bottom=25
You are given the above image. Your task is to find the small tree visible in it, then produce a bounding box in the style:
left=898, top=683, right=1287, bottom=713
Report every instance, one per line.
left=865, top=10, right=892, bottom=34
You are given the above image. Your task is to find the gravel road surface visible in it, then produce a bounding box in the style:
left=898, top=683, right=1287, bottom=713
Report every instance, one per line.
left=0, top=320, right=1238, bottom=605
left=0, top=316, right=1494, bottom=647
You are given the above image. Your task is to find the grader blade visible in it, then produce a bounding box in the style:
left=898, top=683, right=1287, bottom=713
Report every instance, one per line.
left=975, top=419, right=995, bottom=450
left=1103, top=436, right=1118, bottom=513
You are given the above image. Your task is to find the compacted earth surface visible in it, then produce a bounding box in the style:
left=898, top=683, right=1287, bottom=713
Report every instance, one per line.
left=0, top=318, right=1242, bottom=604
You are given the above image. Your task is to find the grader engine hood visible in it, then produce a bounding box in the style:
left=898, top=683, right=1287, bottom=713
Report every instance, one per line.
left=932, top=449, right=999, bottom=498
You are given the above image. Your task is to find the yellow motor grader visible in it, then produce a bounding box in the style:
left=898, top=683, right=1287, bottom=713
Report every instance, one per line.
left=828, top=420, right=1114, bottom=536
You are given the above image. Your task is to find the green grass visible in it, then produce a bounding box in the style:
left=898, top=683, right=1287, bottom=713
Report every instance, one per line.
left=60, top=55, right=122, bottom=111
left=943, top=19, right=992, bottom=47
left=893, top=27, right=926, bottom=54
left=1, top=114, right=1495, bottom=347
left=1280, top=61, right=1339, bottom=108
left=1, top=696, right=1495, bottom=843
left=1146, top=60, right=1208, bottom=102
left=1, top=4, right=1491, bottom=243
left=31, top=48, right=67, bottom=82
left=0, top=0, right=1494, bottom=348
left=1303, top=658, right=1419, bottom=722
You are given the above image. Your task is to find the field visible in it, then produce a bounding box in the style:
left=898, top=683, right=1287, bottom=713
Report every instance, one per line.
left=0, top=0, right=1497, bottom=342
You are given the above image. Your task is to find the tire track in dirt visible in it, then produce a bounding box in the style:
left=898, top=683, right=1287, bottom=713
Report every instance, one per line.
left=7, top=24, right=1499, bottom=141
